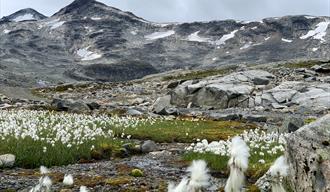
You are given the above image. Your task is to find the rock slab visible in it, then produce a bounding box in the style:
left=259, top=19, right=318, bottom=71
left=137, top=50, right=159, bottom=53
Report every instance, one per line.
left=286, top=114, right=330, bottom=192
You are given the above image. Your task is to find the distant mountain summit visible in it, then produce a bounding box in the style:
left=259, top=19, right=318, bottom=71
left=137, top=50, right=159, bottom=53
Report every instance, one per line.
left=1, top=8, right=47, bottom=22
left=0, top=0, right=329, bottom=87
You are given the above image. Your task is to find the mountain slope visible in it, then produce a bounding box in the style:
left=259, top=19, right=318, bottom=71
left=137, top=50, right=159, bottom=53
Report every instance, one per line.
left=0, top=8, right=47, bottom=23
left=0, top=0, right=329, bottom=87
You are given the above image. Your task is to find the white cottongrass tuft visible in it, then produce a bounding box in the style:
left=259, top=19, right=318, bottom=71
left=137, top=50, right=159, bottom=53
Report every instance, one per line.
left=225, top=136, right=250, bottom=192
left=80, top=186, right=89, bottom=192
left=63, top=174, right=74, bottom=186
left=269, top=156, right=288, bottom=177
left=168, top=178, right=189, bottom=192
left=269, top=156, right=289, bottom=192
left=187, top=160, right=210, bottom=191
left=168, top=160, right=210, bottom=192
left=40, top=166, right=50, bottom=175
left=30, top=176, right=52, bottom=192
left=41, top=176, right=52, bottom=189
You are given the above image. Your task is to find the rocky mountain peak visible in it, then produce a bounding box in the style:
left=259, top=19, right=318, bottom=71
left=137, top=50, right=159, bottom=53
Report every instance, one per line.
left=53, top=0, right=103, bottom=16
left=1, top=8, right=47, bottom=22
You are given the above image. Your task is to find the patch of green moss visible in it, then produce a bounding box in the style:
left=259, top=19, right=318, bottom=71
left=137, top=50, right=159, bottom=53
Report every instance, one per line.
left=105, top=176, right=133, bottom=186
left=112, top=119, right=257, bottom=143
left=162, top=66, right=238, bottom=81
left=304, top=118, right=317, bottom=124
left=282, top=60, right=330, bottom=69
left=246, top=184, right=261, bottom=192
left=130, top=169, right=144, bottom=177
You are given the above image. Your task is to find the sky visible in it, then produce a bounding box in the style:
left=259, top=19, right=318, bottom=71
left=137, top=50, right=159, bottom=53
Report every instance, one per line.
left=0, top=0, right=329, bottom=22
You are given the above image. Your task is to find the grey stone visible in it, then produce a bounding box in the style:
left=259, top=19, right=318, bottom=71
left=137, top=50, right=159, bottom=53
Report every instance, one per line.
left=286, top=114, right=330, bottom=192
left=0, top=154, right=15, bottom=167
left=208, top=113, right=241, bottom=121
left=151, top=95, right=178, bottom=115
left=51, top=99, right=90, bottom=113
left=87, top=102, right=101, bottom=110
left=126, top=109, right=143, bottom=116
left=243, top=114, right=267, bottom=122
left=141, top=140, right=158, bottom=153
left=281, top=116, right=304, bottom=133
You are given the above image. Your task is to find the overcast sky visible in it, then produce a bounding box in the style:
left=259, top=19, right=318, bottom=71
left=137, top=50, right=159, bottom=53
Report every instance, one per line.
left=0, top=0, right=329, bottom=22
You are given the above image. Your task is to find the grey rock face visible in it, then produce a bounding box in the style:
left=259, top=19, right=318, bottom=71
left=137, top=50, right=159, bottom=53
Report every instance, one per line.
left=141, top=140, right=158, bottom=153
left=0, top=0, right=329, bottom=87
left=286, top=114, right=330, bottom=192
left=169, top=70, right=273, bottom=109
left=0, top=154, right=15, bottom=167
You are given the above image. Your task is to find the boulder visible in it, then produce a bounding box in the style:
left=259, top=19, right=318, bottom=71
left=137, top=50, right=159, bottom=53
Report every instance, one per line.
left=208, top=113, right=241, bottom=121
left=51, top=99, right=90, bottom=113
left=86, top=102, right=101, bottom=110
left=0, top=154, right=15, bottom=167
left=243, top=114, right=267, bottom=122
left=192, top=83, right=254, bottom=109
left=152, top=95, right=177, bottom=115
left=141, top=140, right=158, bottom=153
left=126, top=108, right=143, bottom=116
left=286, top=114, right=330, bottom=192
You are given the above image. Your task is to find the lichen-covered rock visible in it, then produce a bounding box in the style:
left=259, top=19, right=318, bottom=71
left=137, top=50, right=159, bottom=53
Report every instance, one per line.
left=286, top=114, right=330, bottom=192
left=0, top=154, right=15, bottom=168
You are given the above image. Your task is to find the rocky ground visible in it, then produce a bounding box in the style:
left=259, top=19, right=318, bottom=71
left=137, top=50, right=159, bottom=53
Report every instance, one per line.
left=1, top=143, right=212, bottom=192
left=0, top=61, right=329, bottom=191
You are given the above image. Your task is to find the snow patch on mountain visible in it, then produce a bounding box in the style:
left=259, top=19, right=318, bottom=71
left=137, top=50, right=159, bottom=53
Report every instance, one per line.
left=282, top=38, right=293, bottom=43
left=300, top=20, right=330, bottom=42
left=13, top=13, right=35, bottom=22
left=145, top=30, right=175, bottom=40
left=312, top=47, right=319, bottom=52
left=45, top=19, right=66, bottom=29
left=186, top=31, right=210, bottom=43
left=305, top=16, right=317, bottom=19
left=91, top=17, right=102, bottom=21
left=77, top=47, right=102, bottom=61
left=240, top=42, right=253, bottom=49
left=3, top=29, right=11, bottom=34
left=215, top=30, right=238, bottom=45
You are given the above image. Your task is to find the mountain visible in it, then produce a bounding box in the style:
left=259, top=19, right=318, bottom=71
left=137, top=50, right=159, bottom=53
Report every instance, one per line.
left=0, top=0, right=329, bottom=87
left=0, top=8, right=47, bottom=23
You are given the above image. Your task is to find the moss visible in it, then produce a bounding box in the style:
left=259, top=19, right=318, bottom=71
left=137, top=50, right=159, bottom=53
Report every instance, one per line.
left=304, top=118, right=317, bottom=124
left=116, top=164, right=133, bottom=175
left=162, top=66, right=238, bottom=81
left=246, top=184, right=261, bottom=192
left=112, top=119, right=257, bottom=143
left=75, top=175, right=105, bottom=187
left=282, top=60, right=330, bottom=69
left=105, top=176, right=133, bottom=186
left=130, top=169, right=144, bottom=177
left=157, top=180, right=168, bottom=192
left=2, top=189, right=16, bottom=192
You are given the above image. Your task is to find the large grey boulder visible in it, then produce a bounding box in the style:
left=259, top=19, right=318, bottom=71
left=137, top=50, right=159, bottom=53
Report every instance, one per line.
left=51, top=98, right=90, bottom=113
left=141, top=140, right=158, bottom=153
left=286, top=114, right=330, bottom=192
left=193, top=83, right=254, bottom=109
left=0, top=154, right=15, bottom=168
left=169, top=70, right=267, bottom=110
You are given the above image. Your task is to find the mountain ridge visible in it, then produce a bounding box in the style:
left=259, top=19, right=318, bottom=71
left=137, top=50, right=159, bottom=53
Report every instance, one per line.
left=0, top=0, right=329, bottom=87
